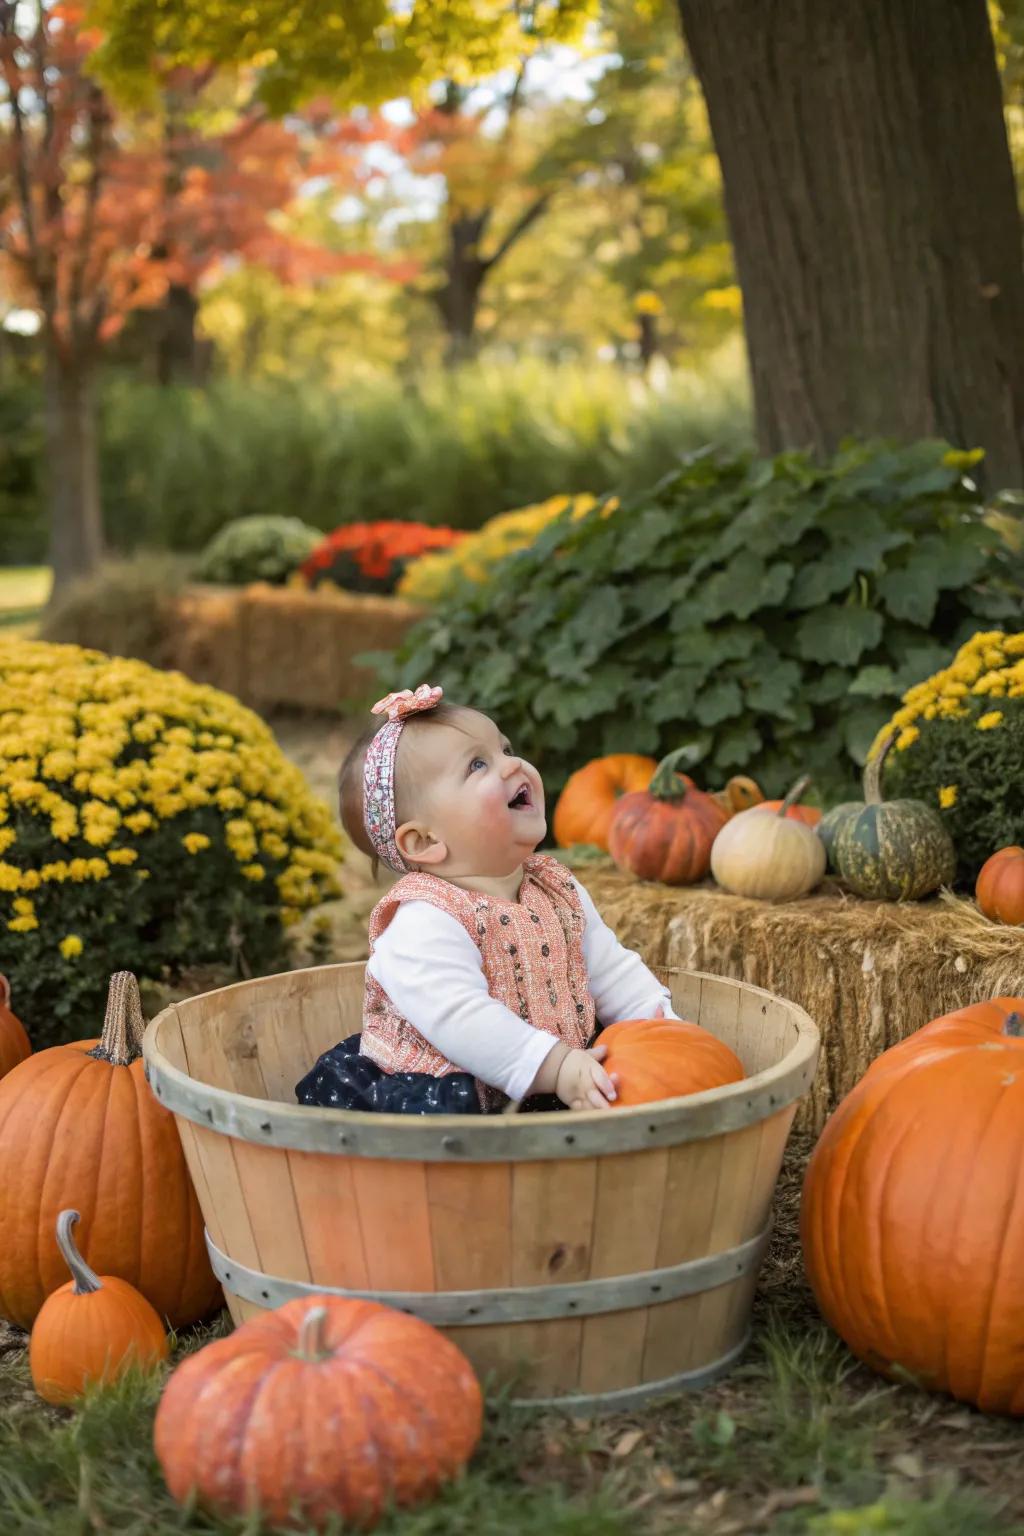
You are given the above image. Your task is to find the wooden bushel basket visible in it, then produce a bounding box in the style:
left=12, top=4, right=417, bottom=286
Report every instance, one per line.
left=144, top=964, right=818, bottom=1408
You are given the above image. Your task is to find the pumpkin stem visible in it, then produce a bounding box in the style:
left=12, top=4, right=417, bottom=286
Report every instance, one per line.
left=0, top=974, right=9, bottom=1011
left=89, top=972, right=147, bottom=1067
left=778, top=775, right=812, bottom=817
left=294, top=1304, right=333, bottom=1363
left=649, top=746, right=702, bottom=802
left=55, top=1210, right=102, bottom=1296
left=1004, top=1012, right=1023, bottom=1038
left=863, top=731, right=896, bottom=807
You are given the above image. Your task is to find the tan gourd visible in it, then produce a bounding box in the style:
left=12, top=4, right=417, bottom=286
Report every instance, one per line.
left=710, top=776, right=826, bottom=900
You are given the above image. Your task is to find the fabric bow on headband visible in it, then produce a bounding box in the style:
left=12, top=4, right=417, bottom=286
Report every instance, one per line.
left=363, top=683, right=444, bottom=872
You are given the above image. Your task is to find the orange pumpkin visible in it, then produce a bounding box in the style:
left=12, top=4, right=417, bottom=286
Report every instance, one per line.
left=0, top=974, right=31, bottom=1081
left=710, top=775, right=766, bottom=818
left=29, top=1209, right=169, bottom=1405
left=754, top=782, right=822, bottom=825
left=0, top=971, right=220, bottom=1330
left=599, top=1017, right=744, bottom=1106
left=552, top=753, right=656, bottom=850
left=976, top=845, right=1024, bottom=927
left=801, top=996, right=1024, bottom=1414
left=154, top=1295, right=483, bottom=1530
left=608, top=749, right=729, bottom=885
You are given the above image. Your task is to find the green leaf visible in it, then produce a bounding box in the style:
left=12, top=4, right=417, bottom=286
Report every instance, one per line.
left=713, top=722, right=762, bottom=769
left=795, top=605, right=884, bottom=666
left=877, top=530, right=990, bottom=626
left=843, top=701, right=892, bottom=765
left=848, top=664, right=898, bottom=698
left=741, top=660, right=801, bottom=714
left=694, top=679, right=743, bottom=726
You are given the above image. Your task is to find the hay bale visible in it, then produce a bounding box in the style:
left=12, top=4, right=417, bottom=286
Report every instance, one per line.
left=582, top=866, right=1024, bottom=1134
left=168, top=585, right=247, bottom=697
left=240, top=585, right=425, bottom=713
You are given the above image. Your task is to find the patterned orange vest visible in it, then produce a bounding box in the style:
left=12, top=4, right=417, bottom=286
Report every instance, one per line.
left=361, top=853, right=596, bottom=1096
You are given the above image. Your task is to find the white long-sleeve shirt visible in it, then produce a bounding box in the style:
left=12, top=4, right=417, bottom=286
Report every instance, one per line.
left=365, top=877, right=676, bottom=1100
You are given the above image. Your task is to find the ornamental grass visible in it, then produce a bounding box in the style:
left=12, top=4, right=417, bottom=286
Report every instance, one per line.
left=875, top=629, right=1024, bottom=881
left=0, top=638, right=341, bottom=1045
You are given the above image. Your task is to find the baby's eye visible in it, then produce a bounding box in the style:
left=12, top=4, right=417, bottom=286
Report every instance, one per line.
left=469, top=756, right=487, bottom=773
left=502, top=744, right=514, bottom=756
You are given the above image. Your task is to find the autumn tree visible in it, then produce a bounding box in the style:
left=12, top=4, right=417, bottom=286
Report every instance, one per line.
left=0, top=4, right=370, bottom=589
left=675, top=0, right=1024, bottom=489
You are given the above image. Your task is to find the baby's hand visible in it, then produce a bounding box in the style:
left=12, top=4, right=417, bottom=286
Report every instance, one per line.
left=555, top=1044, right=618, bottom=1111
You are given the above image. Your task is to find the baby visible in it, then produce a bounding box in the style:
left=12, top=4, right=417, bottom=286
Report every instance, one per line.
left=296, top=683, right=676, bottom=1115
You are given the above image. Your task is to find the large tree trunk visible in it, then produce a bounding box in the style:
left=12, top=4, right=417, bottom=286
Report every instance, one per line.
left=155, top=283, right=204, bottom=386
left=44, top=339, right=104, bottom=595
left=677, top=0, right=1024, bottom=490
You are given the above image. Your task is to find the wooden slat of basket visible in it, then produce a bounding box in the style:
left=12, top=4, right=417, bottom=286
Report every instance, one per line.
left=288, top=1147, right=371, bottom=1289
left=351, top=1159, right=434, bottom=1291
left=578, top=1147, right=670, bottom=1395
left=427, top=1162, right=512, bottom=1291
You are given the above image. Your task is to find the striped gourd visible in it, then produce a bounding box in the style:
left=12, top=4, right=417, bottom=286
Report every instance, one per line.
left=833, top=735, right=956, bottom=901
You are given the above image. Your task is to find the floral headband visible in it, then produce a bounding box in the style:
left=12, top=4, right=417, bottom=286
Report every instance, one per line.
left=363, top=684, right=444, bottom=872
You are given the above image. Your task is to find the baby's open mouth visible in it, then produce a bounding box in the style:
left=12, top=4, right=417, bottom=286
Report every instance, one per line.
left=508, top=783, right=532, bottom=810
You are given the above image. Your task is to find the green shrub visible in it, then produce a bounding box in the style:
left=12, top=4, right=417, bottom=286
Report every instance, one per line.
left=0, top=375, right=45, bottom=565
left=0, top=637, right=341, bottom=1045
left=391, top=442, right=1024, bottom=808
left=196, top=513, right=320, bottom=585
left=876, top=628, right=1024, bottom=881
left=40, top=552, right=192, bottom=666
left=94, top=353, right=752, bottom=552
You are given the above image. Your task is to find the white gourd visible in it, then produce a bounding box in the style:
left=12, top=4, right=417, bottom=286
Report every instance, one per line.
left=711, top=776, right=826, bottom=900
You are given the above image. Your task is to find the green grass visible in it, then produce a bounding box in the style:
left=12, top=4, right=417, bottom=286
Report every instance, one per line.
left=1, top=1303, right=1021, bottom=1536
left=0, top=566, right=49, bottom=630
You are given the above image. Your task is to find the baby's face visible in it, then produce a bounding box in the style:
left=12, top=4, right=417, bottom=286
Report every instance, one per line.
left=402, top=711, right=546, bottom=876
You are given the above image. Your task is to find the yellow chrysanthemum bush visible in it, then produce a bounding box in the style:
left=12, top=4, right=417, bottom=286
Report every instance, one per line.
left=872, top=629, right=1024, bottom=882
left=0, top=638, right=341, bottom=1045
left=397, top=493, right=615, bottom=604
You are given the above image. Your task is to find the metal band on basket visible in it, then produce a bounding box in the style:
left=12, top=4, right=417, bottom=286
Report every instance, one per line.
left=205, top=1223, right=771, bottom=1327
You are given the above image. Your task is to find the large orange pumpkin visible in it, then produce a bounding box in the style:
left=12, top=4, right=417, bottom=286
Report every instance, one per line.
left=154, top=1295, right=483, bottom=1531
left=30, top=1209, right=169, bottom=1405
left=552, top=753, right=656, bottom=849
left=0, top=971, right=220, bottom=1330
left=801, top=996, right=1024, bottom=1415
left=976, top=845, right=1024, bottom=927
left=0, top=974, right=31, bottom=1081
left=599, top=1017, right=744, bottom=1106
left=608, top=749, right=729, bottom=884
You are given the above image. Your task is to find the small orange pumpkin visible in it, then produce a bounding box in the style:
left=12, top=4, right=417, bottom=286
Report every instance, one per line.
left=976, top=845, right=1024, bottom=927
left=801, top=996, right=1024, bottom=1414
left=599, top=1017, right=744, bottom=1106
left=29, top=1209, right=169, bottom=1405
left=0, top=974, right=31, bottom=1082
left=754, top=780, right=822, bottom=825
left=155, top=1295, right=483, bottom=1530
left=710, top=775, right=766, bottom=818
left=552, top=753, right=656, bottom=850
left=608, top=749, right=729, bottom=885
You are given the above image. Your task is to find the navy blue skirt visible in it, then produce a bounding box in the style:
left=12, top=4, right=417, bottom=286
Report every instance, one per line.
left=295, top=1034, right=563, bottom=1117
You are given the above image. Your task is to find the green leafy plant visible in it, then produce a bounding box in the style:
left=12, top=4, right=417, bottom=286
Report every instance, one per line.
left=391, top=442, right=1024, bottom=806
left=196, top=514, right=321, bottom=586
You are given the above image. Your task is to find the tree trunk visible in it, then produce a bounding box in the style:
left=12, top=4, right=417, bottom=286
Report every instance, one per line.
left=677, top=0, right=1024, bottom=490
left=43, top=338, right=104, bottom=595
left=434, top=212, right=488, bottom=363
left=638, top=310, right=659, bottom=367
left=155, top=282, right=203, bottom=385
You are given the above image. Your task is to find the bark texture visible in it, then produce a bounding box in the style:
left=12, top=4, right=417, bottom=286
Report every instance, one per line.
left=44, top=340, right=104, bottom=594
left=677, top=0, right=1024, bottom=489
